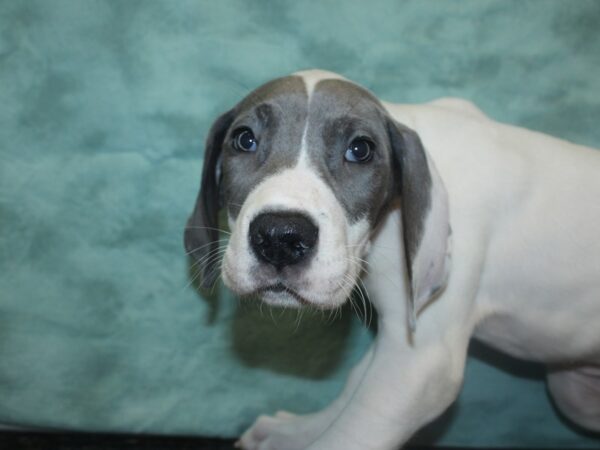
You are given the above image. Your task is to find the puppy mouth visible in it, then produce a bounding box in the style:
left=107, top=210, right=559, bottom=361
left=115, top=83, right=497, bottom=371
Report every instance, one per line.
left=223, top=251, right=355, bottom=309
left=264, top=282, right=287, bottom=293
left=257, top=282, right=314, bottom=306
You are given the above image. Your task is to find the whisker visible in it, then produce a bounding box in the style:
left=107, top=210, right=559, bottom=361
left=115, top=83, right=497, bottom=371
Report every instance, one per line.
left=189, top=247, right=228, bottom=272
left=184, top=249, right=225, bottom=290
left=336, top=305, right=343, bottom=321
left=185, top=239, right=229, bottom=257
left=343, top=257, right=375, bottom=327
left=184, top=225, right=232, bottom=235
left=211, top=274, right=223, bottom=294
left=351, top=252, right=404, bottom=294
left=335, top=278, right=355, bottom=321
left=345, top=242, right=397, bottom=252
left=208, top=256, right=228, bottom=294
left=185, top=266, right=204, bottom=290
left=277, top=302, right=289, bottom=322
left=327, top=307, right=334, bottom=323
left=184, top=248, right=228, bottom=290
left=341, top=272, right=365, bottom=326
left=346, top=256, right=379, bottom=329
left=269, top=305, right=278, bottom=325
left=186, top=244, right=228, bottom=267
left=293, top=307, right=304, bottom=333
left=327, top=306, right=335, bottom=324
left=355, top=277, right=372, bottom=328
left=356, top=277, right=374, bottom=329
left=325, top=300, right=339, bottom=324
left=202, top=250, right=228, bottom=271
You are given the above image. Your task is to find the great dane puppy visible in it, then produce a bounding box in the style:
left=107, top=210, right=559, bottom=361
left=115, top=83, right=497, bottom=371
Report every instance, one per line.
left=185, top=70, right=600, bottom=449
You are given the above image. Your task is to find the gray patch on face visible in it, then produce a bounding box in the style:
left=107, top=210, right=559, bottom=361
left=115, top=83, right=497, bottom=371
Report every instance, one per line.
left=220, top=76, right=308, bottom=218
left=303, top=79, right=396, bottom=225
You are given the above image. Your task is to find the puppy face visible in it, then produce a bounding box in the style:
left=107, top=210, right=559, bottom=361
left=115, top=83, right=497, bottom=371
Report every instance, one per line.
left=221, top=73, right=394, bottom=308
left=185, top=70, right=450, bottom=320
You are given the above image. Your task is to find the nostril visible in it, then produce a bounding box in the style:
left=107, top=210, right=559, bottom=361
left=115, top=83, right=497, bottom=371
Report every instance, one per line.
left=250, top=232, right=269, bottom=255
left=293, top=240, right=308, bottom=250
left=254, top=231, right=268, bottom=247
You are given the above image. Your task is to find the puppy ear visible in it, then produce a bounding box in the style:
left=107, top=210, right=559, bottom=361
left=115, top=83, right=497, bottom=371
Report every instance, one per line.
left=387, top=119, right=451, bottom=331
left=184, top=110, right=235, bottom=289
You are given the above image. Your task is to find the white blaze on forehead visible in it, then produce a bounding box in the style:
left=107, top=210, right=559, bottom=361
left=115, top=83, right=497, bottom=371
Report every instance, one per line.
left=293, top=69, right=348, bottom=100
left=294, top=69, right=348, bottom=167
left=297, top=117, right=310, bottom=167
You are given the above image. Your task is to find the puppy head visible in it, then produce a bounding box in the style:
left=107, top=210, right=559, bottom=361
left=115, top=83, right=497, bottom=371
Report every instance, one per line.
left=185, top=70, right=450, bottom=324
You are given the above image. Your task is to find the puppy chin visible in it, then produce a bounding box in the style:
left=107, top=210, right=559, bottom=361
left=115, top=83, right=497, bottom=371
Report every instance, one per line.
left=266, top=285, right=351, bottom=310
left=259, top=289, right=304, bottom=308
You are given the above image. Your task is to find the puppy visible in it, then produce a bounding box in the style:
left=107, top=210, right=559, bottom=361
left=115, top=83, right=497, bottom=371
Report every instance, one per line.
left=185, top=70, right=600, bottom=449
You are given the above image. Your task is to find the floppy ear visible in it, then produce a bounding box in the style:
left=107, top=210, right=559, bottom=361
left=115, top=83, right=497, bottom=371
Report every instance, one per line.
left=387, top=119, right=452, bottom=331
left=184, top=110, right=235, bottom=289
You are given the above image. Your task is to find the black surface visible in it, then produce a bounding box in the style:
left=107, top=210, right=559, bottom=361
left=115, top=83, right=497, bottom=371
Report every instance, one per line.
left=0, top=431, right=590, bottom=450
left=0, top=432, right=236, bottom=450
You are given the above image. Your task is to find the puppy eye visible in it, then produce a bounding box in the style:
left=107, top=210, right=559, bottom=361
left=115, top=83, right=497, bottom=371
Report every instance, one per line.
left=344, top=137, right=374, bottom=163
left=232, top=128, right=258, bottom=152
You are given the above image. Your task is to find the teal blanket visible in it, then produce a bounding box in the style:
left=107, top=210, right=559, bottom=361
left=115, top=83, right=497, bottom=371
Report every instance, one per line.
left=1, top=0, right=599, bottom=447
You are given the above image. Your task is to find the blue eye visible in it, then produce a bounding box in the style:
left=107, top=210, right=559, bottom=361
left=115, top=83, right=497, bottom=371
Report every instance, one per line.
left=232, top=128, right=258, bottom=152
left=344, top=138, right=374, bottom=163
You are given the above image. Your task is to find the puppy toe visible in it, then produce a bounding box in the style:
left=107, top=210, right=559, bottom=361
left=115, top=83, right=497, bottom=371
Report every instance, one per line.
left=238, top=414, right=279, bottom=449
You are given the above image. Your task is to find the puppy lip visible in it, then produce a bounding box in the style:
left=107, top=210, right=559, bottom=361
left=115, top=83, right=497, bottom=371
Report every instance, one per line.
left=266, top=282, right=287, bottom=293
left=256, top=283, right=314, bottom=306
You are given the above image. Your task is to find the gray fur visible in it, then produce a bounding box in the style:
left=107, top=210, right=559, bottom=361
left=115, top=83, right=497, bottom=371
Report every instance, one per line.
left=222, top=76, right=308, bottom=218
left=387, top=121, right=433, bottom=276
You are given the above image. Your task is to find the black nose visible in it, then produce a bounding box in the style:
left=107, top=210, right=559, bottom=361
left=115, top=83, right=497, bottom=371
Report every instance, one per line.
left=249, top=212, right=318, bottom=269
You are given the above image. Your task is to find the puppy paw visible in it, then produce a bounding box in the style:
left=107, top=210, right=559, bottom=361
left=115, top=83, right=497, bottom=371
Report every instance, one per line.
left=237, top=412, right=319, bottom=450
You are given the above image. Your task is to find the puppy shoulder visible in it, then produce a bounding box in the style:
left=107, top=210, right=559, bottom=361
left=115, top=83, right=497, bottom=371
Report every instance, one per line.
left=427, top=97, right=489, bottom=120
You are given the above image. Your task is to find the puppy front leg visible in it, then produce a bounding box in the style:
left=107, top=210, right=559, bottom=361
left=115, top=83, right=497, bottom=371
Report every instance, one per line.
left=237, top=345, right=375, bottom=450
left=307, top=328, right=469, bottom=450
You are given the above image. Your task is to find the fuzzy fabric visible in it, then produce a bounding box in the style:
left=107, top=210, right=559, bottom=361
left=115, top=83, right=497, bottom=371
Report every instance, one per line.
left=0, top=0, right=599, bottom=447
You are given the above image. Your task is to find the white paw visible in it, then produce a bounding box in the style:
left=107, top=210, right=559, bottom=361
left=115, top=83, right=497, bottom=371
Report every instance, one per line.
left=236, top=411, right=319, bottom=450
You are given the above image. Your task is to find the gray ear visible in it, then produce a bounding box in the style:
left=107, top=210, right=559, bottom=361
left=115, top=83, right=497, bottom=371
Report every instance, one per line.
left=184, top=110, right=234, bottom=289
left=387, top=120, right=451, bottom=330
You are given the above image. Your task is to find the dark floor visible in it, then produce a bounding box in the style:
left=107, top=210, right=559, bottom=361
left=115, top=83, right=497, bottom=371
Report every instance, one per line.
left=0, top=431, right=584, bottom=450
left=0, top=432, right=236, bottom=450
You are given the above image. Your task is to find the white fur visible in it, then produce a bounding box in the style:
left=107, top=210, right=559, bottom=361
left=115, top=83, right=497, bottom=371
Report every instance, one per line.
left=235, top=71, right=600, bottom=449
